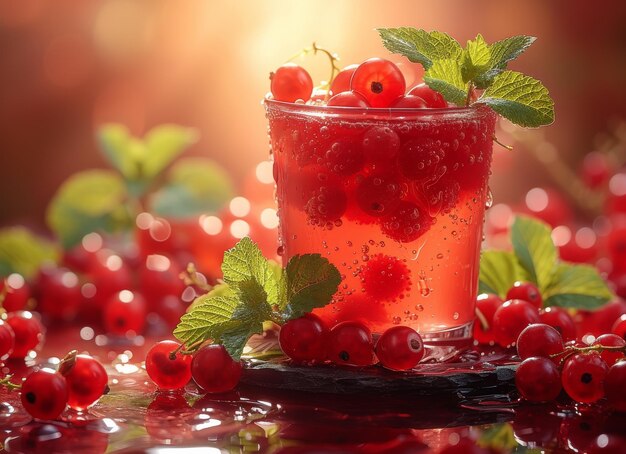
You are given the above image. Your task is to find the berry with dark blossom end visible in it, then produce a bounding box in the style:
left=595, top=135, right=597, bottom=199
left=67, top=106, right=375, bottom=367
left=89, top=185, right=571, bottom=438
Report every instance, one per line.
left=515, top=357, right=562, bottom=402
left=103, top=290, right=147, bottom=335
left=350, top=58, right=406, bottom=107
left=539, top=306, right=576, bottom=342
left=328, top=321, right=376, bottom=366
left=506, top=281, right=542, bottom=309
left=375, top=326, right=424, bottom=371
left=561, top=352, right=608, bottom=403
left=21, top=370, right=68, bottom=420
left=146, top=340, right=193, bottom=390
left=191, top=345, right=242, bottom=393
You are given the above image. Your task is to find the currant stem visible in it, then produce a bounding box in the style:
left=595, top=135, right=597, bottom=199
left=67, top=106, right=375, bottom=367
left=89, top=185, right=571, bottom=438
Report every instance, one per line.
left=179, top=263, right=212, bottom=293
left=493, top=135, right=514, bottom=151
left=289, top=42, right=341, bottom=101
left=0, top=375, right=21, bottom=391
left=475, top=306, right=490, bottom=331
left=465, top=82, right=474, bottom=107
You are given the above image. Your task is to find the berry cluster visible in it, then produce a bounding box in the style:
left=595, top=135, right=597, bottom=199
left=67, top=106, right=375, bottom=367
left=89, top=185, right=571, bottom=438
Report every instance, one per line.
left=279, top=314, right=425, bottom=371
left=1, top=351, right=108, bottom=420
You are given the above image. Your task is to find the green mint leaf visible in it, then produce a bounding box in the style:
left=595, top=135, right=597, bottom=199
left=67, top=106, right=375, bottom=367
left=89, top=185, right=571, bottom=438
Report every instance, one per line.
left=377, top=28, right=462, bottom=70
left=142, top=125, right=198, bottom=180
left=475, top=35, right=536, bottom=88
left=424, top=59, right=467, bottom=106
left=0, top=227, right=60, bottom=279
left=97, top=124, right=141, bottom=180
left=461, top=34, right=491, bottom=82
left=511, top=216, right=557, bottom=292
left=46, top=170, right=131, bottom=249
left=221, top=237, right=279, bottom=306
left=544, top=263, right=614, bottom=310
left=282, top=254, right=341, bottom=320
left=173, top=294, right=240, bottom=347
left=149, top=157, right=234, bottom=219
left=478, top=71, right=555, bottom=127
left=479, top=250, right=530, bottom=298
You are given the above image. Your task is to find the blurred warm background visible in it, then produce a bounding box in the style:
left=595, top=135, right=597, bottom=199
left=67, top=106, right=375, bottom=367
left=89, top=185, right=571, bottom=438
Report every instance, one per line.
left=1, top=0, right=626, bottom=230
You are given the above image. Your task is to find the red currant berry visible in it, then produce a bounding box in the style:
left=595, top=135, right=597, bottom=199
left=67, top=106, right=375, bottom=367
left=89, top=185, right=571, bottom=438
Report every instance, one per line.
left=506, top=281, right=542, bottom=309
left=516, top=323, right=564, bottom=360
left=328, top=321, right=375, bottom=366
left=139, top=255, right=186, bottom=309
left=1, top=273, right=31, bottom=312
left=381, top=201, right=433, bottom=243
left=270, top=63, right=313, bottom=103
left=539, top=306, right=576, bottom=342
left=398, top=137, right=443, bottom=181
left=327, top=91, right=370, bottom=107
left=191, top=345, right=242, bottom=393
left=145, top=340, right=193, bottom=390
left=329, top=64, right=358, bottom=96
left=279, top=313, right=328, bottom=363
left=407, top=84, right=447, bottom=108
left=59, top=353, right=108, bottom=410
left=581, top=151, right=612, bottom=189
left=438, top=439, right=490, bottom=454
left=304, top=184, right=347, bottom=225
left=36, top=266, right=82, bottom=321
left=561, top=352, right=609, bottom=403
left=325, top=139, right=364, bottom=176
left=355, top=172, right=403, bottom=218
left=577, top=300, right=626, bottom=338
left=515, top=357, right=562, bottom=402
left=605, top=360, right=626, bottom=412
left=473, top=293, right=503, bottom=345
left=492, top=300, right=540, bottom=348
left=361, top=254, right=410, bottom=301
left=350, top=58, right=405, bottom=107
left=375, top=326, right=424, bottom=371
left=612, top=314, right=626, bottom=340
left=362, top=126, right=400, bottom=164
left=0, top=319, right=15, bottom=360
left=593, top=333, right=626, bottom=366
left=5, top=311, right=44, bottom=359
left=21, top=369, right=68, bottom=420
left=391, top=95, right=427, bottom=108
left=103, top=290, right=147, bottom=335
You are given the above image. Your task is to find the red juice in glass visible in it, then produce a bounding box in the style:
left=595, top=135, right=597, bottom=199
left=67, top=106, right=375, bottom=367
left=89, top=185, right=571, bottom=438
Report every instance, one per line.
left=265, top=100, right=496, bottom=360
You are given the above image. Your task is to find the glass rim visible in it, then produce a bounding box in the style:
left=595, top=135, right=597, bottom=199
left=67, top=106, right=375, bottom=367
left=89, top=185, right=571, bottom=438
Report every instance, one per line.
left=264, top=97, right=495, bottom=121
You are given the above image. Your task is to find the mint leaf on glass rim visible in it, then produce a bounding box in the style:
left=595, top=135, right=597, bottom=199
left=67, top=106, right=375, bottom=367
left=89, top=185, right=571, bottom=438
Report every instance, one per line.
left=461, top=34, right=490, bottom=83
left=424, top=59, right=468, bottom=106
left=474, top=35, right=536, bottom=88
left=478, top=71, right=554, bottom=127
left=377, top=28, right=462, bottom=69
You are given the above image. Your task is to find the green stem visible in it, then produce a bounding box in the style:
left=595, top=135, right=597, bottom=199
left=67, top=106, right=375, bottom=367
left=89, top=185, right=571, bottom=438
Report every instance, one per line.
left=0, top=375, right=21, bottom=391
left=465, top=82, right=475, bottom=107
left=288, top=43, right=341, bottom=101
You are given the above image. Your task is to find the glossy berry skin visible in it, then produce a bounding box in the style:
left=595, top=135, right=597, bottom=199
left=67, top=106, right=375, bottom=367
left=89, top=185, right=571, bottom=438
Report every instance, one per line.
left=279, top=314, right=328, bottom=363
left=5, top=311, right=44, bottom=359
left=0, top=319, right=15, bottom=360
left=270, top=63, right=313, bottom=103
left=407, top=83, right=447, bottom=108
left=327, top=91, right=370, bottom=107
left=515, top=357, right=562, bottom=402
left=36, top=267, right=82, bottom=321
left=361, top=254, right=410, bottom=301
left=1, top=274, right=31, bottom=312
left=362, top=126, right=400, bottom=163
left=473, top=293, right=503, bottom=345
left=605, top=361, right=626, bottom=412
left=561, top=352, right=609, bottom=403
left=539, top=306, right=577, bottom=342
left=492, top=299, right=540, bottom=348
left=592, top=333, right=626, bottom=366
left=103, top=290, right=147, bottom=335
left=516, top=323, right=564, bottom=360
left=612, top=314, right=626, bottom=340
left=391, top=95, right=427, bottom=108
left=191, top=345, right=242, bottom=393
left=350, top=58, right=406, bottom=107
left=146, top=340, right=193, bottom=390
left=506, top=282, right=542, bottom=309
left=375, top=326, right=424, bottom=371
left=328, top=321, right=375, bottom=366
left=59, top=354, right=109, bottom=410
left=329, top=64, right=358, bottom=96
left=21, top=370, right=68, bottom=420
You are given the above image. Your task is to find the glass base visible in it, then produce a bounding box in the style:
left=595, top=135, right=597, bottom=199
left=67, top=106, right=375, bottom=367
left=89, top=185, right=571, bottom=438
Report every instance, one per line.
left=419, top=321, right=474, bottom=363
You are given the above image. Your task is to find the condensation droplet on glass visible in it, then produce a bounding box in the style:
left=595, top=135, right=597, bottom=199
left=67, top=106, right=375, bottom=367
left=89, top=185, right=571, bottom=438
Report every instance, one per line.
left=436, top=253, right=444, bottom=259
left=392, top=316, right=401, bottom=325
left=361, top=245, right=369, bottom=254
left=368, top=240, right=375, bottom=246
left=416, top=304, right=424, bottom=312
left=453, top=312, right=459, bottom=320
left=346, top=241, right=353, bottom=247
left=485, top=187, right=493, bottom=209
left=277, top=245, right=284, bottom=256
left=362, top=255, right=369, bottom=262
left=410, top=314, right=419, bottom=321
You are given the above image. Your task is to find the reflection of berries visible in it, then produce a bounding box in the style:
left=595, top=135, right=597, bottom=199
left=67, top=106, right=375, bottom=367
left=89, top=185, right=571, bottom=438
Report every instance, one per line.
left=59, top=353, right=109, bottom=411
left=270, top=64, right=313, bottom=102
left=355, top=172, right=402, bottom=217
left=0, top=319, right=15, bottom=360
left=279, top=313, right=328, bottom=363
left=328, top=321, right=375, bottom=366
left=516, top=323, right=564, bottom=360
left=506, top=281, right=542, bottom=309
left=375, top=326, right=424, bottom=370
left=327, top=91, right=370, bottom=107
left=561, top=352, right=608, bottom=403
left=473, top=293, right=503, bottom=344
left=304, top=184, right=347, bottom=225
left=21, top=370, right=68, bottom=420
left=362, top=126, right=400, bottom=163
left=381, top=201, right=433, bottom=243
left=361, top=254, right=410, bottom=301
left=325, top=139, right=364, bottom=175
left=191, top=345, right=242, bottom=393
left=329, top=65, right=358, bottom=96
left=492, top=299, right=539, bottom=348
left=350, top=58, right=405, bottom=107
left=5, top=311, right=44, bottom=359
left=515, top=357, right=562, bottom=402
left=398, top=137, right=442, bottom=181
left=539, top=306, right=576, bottom=342
left=146, top=340, right=193, bottom=390
left=407, top=83, right=447, bottom=108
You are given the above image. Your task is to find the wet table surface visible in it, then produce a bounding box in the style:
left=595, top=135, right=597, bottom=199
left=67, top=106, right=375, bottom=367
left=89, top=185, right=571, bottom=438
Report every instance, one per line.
left=1, top=326, right=625, bottom=453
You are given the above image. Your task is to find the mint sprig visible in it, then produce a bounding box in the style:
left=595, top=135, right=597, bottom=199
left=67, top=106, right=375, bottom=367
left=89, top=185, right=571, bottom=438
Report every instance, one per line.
left=174, top=238, right=341, bottom=360
left=377, top=28, right=554, bottom=128
left=479, top=216, right=613, bottom=310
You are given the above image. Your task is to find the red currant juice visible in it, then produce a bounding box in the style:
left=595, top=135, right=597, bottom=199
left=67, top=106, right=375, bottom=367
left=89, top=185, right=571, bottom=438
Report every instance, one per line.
left=266, top=100, right=496, bottom=358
